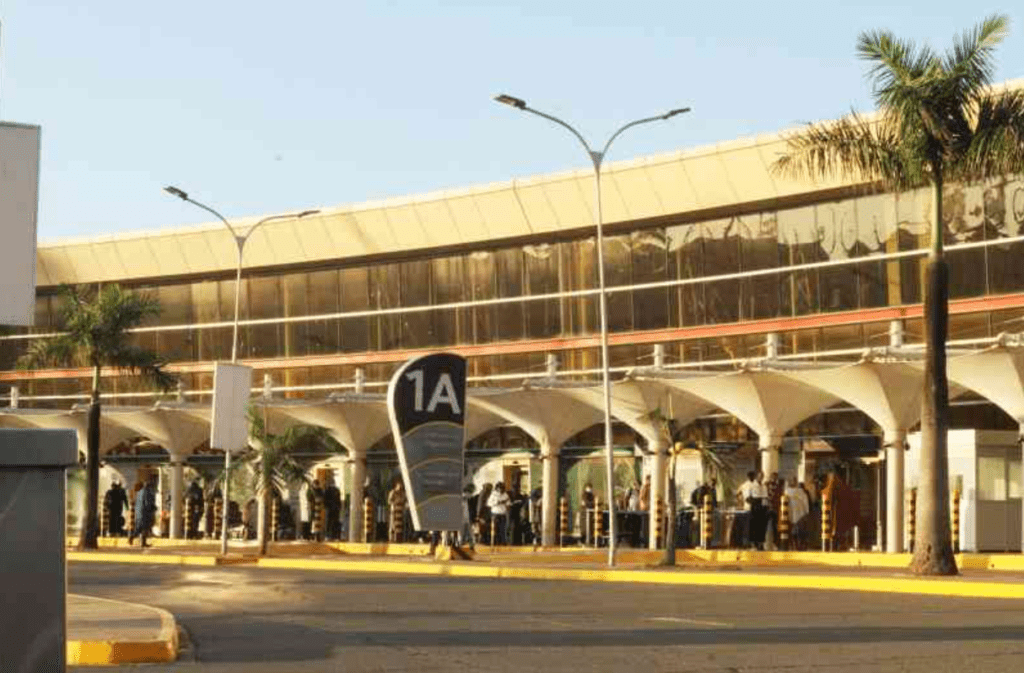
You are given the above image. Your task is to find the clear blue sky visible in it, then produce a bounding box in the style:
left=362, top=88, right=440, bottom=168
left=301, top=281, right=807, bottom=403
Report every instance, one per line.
left=4, top=1, right=1023, bottom=241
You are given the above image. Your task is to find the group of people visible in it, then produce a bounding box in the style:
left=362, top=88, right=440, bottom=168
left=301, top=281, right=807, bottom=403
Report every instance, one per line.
left=101, top=477, right=159, bottom=547
left=467, top=481, right=541, bottom=547
left=736, top=471, right=815, bottom=550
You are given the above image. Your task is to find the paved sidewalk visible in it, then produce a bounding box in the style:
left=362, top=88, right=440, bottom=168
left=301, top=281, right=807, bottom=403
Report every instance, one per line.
left=68, top=594, right=178, bottom=666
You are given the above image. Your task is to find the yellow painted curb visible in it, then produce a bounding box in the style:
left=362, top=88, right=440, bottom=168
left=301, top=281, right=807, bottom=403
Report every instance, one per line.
left=254, top=557, right=1024, bottom=600
left=67, top=595, right=178, bottom=666
left=69, top=551, right=220, bottom=566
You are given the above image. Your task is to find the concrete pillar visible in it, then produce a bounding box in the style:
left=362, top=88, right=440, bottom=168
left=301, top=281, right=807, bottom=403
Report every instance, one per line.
left=889, top=319, right=904, bottom=348
left=9, top=385, right=19, bottom=408
left=649, top=437, right=668, bottom=549
left=765, top=333, right=780, bottom=360
left=884, top=429, right=905, bottom=553
left=546, top=353, right=558, bottom=378
left=652, top=344, right=665, bottom=369
left=354, top=368, right=366, bottom=394
left=348, top=452, right=367, bottom=542
left=1018, top=424, right=1024, bottom=553
left=541, top=442, right=559, bottom=547
left=170, top=459, right=184, bottom=539
left=759, top=435, right=781, bottom=476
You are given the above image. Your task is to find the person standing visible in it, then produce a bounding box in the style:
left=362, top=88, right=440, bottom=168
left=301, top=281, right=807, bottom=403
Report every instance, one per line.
left=128, top=476, right=157, bottom=548
left=639, top=475, right=651, bottom=511
left=324, top=479, right=342, bottom=541
left=785, top=476, right=810, bottom=549
left=529, top=487, right=543, bottom=547
left=106, top=481, right=129, bottom=536
left=750, top=471, right=770, bottom=550
left=765, top=472, right=785, bottom=549
left=736, top=471, right=758, bottom=549
left=460, top=484, right=476, bottom=550
left=476, top=483, right=492, bottom=545
left=185, top=480, right=204, bottom=539
left=487, top=482, right=511, bottom=546
left=580, top=483, right=596, bottom=546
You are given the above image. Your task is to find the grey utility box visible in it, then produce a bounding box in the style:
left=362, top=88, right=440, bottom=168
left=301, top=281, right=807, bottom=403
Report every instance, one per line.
left=0, top=428, right=78, bottom=673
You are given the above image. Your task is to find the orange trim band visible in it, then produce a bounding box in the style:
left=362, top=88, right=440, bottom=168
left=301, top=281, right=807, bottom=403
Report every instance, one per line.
left=4, top=291, right=1023, bottom=382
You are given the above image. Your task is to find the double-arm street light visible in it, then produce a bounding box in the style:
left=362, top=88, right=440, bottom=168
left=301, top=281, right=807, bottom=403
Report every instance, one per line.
left=164, top=185, right=319, bottom=554
left=493, top=95, right=689, bottom=567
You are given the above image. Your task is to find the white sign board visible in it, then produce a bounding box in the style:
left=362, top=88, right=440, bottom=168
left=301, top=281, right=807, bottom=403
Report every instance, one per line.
left=210, top=362, right=253, bottom=452
left=0, top=123, right=42, bottom=326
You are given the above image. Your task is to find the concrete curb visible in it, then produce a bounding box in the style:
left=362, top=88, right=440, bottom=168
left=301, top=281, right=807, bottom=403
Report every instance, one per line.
left=69, top=550, right=222, bottom=566
left=253, top=557, right=1024, bottom=600
left=69, top=538, right=1024, bottom=571
left=67, top=550, right=1024, bottom=600
left=66, top=594, right=179, bottom=666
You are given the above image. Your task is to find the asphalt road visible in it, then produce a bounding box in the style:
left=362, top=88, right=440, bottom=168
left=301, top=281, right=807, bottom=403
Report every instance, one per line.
left=70, top=562, right=1024, bottom=672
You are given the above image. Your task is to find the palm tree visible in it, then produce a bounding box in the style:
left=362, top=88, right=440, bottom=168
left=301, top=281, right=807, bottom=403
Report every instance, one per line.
left=245, top=410, right=344, bottom=555
left=649, top=409, right=731, bottom=565
left=773, top=15, right=1024, bottom=575
left=19, top=284, right=174, bottom=550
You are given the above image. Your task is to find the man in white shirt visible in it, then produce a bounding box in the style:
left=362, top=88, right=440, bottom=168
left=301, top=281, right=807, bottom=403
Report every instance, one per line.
left=736, top=471, right=758, bottom=548
left=785, top=476, right=810, bottom=549
left=487, top=482, right=511, bottom=546
left=749, top=471, right=770, bottom=550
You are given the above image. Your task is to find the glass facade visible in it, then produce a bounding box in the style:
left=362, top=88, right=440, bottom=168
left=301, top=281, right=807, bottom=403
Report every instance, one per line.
left=5, top=175, right=1024, bottom=407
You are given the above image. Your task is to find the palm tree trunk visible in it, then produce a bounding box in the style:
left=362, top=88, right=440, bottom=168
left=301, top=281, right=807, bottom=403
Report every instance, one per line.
left=910, top=172, right=958, bottom=576
left=79, top=366, right=101, bottom=550
left=663, top=455, right=677, bottom=565
left=258, top=465, right=269, bottom=556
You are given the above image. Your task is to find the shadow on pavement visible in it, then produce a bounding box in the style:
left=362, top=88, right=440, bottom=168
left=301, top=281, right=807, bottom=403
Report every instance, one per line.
left=189, top=619, right=1024, bottom=663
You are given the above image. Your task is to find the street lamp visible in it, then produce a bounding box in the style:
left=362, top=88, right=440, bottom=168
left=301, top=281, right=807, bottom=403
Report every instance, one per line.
left=493, top=95, right=689, bottom=567
left=164, top=185, right=319, bottom=554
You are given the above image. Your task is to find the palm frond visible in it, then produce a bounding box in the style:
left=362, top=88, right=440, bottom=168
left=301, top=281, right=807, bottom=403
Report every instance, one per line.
left=943, top=14, right=1008, bottom=100
left=960, top=90, right=1024, bottom=178
left=106, top=344, right=176, bottom=391
left=772, top=114, right=923, bottom=189
left=17, top=333, right=84, bottom=370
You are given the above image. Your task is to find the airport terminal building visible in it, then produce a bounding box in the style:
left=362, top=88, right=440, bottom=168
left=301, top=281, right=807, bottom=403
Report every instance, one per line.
left=3, top=98, right=1024, bottom=553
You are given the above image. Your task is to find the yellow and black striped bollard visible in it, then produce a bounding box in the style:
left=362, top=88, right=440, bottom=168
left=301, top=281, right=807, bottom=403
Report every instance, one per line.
left=821, top=490, right=832, bottom=552
left=184, top=498, right=194, bottom=539
left=906, top=488, right=916, bottom=553
left=779, top=494, right=791, bottom=550
left=213, top=495, right=223, bottom=540
left=100, top=499, right=110, bottom=538
left=558, top=497, right=569, bottom=548
left=594, top=499, right=604, bottom=547
left=702, top=494, right=713, bottom=549
left=391, top=499, right=405, bottom=543
left=951, top=488, right=961, bottom=554
left=655, top=497, right=665, bottom=549
left=363, top=496, right=374, bottom=542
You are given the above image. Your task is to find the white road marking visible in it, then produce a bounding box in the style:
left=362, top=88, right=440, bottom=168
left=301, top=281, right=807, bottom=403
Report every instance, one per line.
left=646, top=616, right=732, bottom=627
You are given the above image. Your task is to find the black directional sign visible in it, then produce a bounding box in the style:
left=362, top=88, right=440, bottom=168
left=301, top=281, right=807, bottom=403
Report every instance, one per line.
left=387, top=353, right=467, bottom=532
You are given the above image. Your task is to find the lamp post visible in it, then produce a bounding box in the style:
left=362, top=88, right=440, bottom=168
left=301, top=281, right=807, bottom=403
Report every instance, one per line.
left=164, top=185, right=318, bottom=554
left=493, top=95, right=689, bottom=566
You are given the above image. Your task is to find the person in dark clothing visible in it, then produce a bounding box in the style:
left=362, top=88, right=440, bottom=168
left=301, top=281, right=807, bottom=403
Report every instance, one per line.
left=324, top=480, right=342, bottom=541
left=690, top=479, right=718, bottom=509
left=476, top=483, right=492, bottom=544
left=128, top=476, right=158, bottom=547
left=185, top=480, right=204, bottom=539
left=105, top=481, right=129, bottom=536
left=529, top=487, right=543, bottom=546
left=581, top=483, right=596, bottom=546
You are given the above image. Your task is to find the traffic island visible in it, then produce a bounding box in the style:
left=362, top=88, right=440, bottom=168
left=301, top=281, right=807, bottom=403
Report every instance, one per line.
left=67, top=594, right=179, bottom=666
